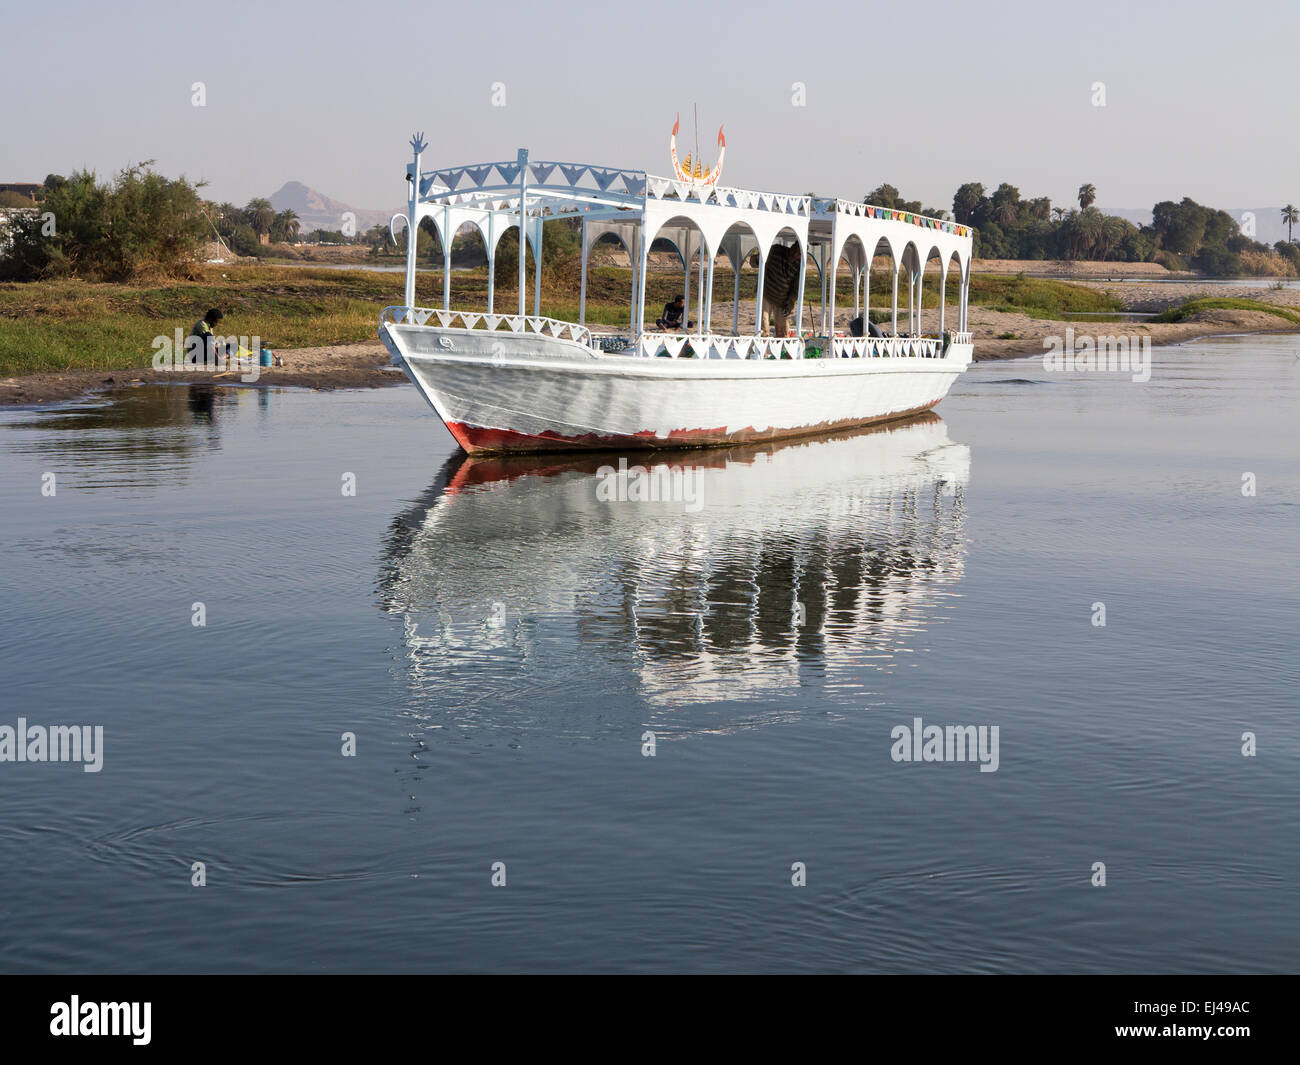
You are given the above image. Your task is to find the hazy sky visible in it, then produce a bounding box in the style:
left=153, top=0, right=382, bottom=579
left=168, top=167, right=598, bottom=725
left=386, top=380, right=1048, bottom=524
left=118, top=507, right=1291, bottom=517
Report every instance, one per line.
left=3, top=0, right=1297, bottom=217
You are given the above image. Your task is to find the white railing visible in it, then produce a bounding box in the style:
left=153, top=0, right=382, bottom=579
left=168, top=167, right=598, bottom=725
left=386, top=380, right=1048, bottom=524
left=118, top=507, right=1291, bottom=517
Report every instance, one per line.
left=418, top=169, right=811, bottom=218
left=636, top=334, right=805, bottom=360
left=380, top=308, right=965, bottom=362
left=828, top=336, right=943, bottom=359
left=380, top=306, right=591, bottom=345
left=645, top=174, right=811, bottom=216
left=813, top=197, right=972, bottom=238
left=419, top=159, right=647, bottom=201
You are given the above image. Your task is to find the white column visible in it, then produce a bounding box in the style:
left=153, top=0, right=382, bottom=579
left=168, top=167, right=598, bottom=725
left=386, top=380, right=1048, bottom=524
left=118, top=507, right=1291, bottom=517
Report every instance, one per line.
left=682, top=235, right=691, bottom=332
left=697, top=249, right=706, bottom=333
left=533, top=221, right=543, bottom=317
left=403, top=218, right=417, bottom=312
left=755, top=251, right=767, bottom=338
left=403, top=140, right=421, bottom=313
left=578, top=219, right=588, bottom=328
left=891, top=263, right=899, bottom=335
left=703, top=248, right=715, bottom=335
left=863, top=254, right=870, bottom=329
left=441, top=207, right=451, bottom=311
left=516, top=149, right=528, bottom=319
left=403, top=215, right=417, bottom=313
left=938, top=265, right=946, bottom=337
left=819, top=255, right=828, bottom=334
left=827, top=254, right=838, bottom=342
left=732, top=254, right=741, bottom=334
left=629, top=234, right=639, bottom=334
left=635, top=233, right=649, bottom=339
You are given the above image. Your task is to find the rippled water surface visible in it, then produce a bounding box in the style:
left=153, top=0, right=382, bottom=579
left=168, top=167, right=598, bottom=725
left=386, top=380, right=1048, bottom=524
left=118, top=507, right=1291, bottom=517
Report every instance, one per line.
left=1, top=334, right=1297, bottom=973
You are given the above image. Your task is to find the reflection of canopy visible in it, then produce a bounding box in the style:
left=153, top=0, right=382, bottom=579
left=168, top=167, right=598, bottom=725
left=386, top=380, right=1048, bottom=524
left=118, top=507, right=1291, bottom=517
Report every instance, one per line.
left=379, top=416, right=971, bottom=735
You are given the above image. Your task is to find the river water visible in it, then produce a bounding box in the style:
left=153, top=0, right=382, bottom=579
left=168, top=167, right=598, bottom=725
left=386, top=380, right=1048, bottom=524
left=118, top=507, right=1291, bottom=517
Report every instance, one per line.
left=0, top=333, right=1296, bottom=973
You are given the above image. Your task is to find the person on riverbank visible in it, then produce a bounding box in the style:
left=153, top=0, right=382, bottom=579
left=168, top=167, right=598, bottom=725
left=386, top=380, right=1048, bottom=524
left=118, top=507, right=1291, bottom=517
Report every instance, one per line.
left=189, top=308, right=223, bottom=365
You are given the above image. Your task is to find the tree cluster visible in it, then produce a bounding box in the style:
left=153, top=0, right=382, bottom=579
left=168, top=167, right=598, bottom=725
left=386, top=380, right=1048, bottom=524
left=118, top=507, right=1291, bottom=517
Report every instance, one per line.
left=0, top=165, right=208, bottom=281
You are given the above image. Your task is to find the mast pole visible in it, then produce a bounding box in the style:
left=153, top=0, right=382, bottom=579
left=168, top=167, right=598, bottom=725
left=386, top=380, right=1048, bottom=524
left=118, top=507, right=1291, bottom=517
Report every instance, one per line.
left=694, top=103, right=699, bottom=180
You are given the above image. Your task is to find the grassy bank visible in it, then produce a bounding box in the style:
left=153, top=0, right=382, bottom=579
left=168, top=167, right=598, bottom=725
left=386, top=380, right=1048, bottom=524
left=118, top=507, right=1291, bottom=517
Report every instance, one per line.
left=0, top=263, right=1123, bottom=377
left=967, top=275, right=1122, bottom=318
left=0, top=266, right=405, bottom=376
left=1151, top=297, right=1300, bottom=326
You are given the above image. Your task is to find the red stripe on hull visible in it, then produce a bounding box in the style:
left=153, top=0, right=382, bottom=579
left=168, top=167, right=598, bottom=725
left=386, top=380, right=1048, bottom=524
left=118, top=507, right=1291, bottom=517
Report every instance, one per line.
left=445, top=400, right=942, bottom=454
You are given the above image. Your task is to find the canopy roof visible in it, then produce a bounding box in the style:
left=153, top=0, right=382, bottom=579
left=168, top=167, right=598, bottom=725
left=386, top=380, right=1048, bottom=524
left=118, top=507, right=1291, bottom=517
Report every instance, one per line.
left=396, top=136, right=975, bottom=334
left=406, top=147, right=973, bottom=265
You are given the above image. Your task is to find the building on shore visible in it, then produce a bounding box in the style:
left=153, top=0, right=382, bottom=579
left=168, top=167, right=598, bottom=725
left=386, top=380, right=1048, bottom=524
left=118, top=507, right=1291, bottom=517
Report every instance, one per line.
left=0, top=184, right=40, bottom=205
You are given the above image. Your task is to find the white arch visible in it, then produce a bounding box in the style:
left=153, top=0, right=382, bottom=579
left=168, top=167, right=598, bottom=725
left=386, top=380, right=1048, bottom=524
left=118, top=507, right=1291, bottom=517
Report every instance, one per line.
left=918, top=245, right=946, bottom=338
left=767, top=225, right=806, bottom=339
left=717, top=220, right=761, bottom=335
left=580, top=220, right=639, bottom=329
left=637, top=196, right=811, bottom=336
left=862, top=235, right=893, bottom=333
left=643, top=214, right=710, bottom=335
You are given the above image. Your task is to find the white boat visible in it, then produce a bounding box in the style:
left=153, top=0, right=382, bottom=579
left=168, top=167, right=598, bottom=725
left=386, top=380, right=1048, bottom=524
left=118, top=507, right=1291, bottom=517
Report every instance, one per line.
left=379, top=126, right=975, bottom=453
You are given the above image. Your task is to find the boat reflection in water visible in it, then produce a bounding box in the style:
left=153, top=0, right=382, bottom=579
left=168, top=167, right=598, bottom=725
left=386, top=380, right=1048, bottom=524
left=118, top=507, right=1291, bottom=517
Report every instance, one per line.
left=379, top=413, right=971, bottom=740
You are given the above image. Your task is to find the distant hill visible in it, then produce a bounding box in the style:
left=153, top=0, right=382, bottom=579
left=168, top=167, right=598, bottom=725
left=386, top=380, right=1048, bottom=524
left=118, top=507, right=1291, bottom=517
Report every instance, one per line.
left=269, top=181, right=394, bottom=236
left=1104, top=206, right=1294, bottom=246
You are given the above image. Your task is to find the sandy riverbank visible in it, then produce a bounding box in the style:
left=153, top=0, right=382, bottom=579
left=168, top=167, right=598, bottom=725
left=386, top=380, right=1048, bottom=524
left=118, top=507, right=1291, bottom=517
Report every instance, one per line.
left=965, top=308, right=1300, bottom=360
left=962, top=277, right=1300, bottom=359
left=974, top=259, right=1194, bottom=279
left=0, top=342, right=397, bottom=407
left=1072, top=278, right=1300, bottom=311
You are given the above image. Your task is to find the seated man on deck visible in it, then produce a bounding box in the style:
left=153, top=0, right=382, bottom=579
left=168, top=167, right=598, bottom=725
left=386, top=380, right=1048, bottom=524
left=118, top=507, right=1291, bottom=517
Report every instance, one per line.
left=655, top=295, right=692, bottom=332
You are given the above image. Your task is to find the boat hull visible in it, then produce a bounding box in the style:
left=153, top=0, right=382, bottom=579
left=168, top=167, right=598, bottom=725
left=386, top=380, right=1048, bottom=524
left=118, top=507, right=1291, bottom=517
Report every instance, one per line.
left=381, top=323, right=972, bottom=454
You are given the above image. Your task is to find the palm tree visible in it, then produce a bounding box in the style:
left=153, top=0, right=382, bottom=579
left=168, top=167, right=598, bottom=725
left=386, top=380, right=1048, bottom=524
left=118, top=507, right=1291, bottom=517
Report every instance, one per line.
left=1059, top=211, right=1084, bottom=257
left=992, top=199, right=1018, bottom=226
left=1077, top=184, right=1097, bottom=211
left=1092, top=215, right=1125, bottom=260
left=1079, top=209, right=1108, bottom=258
left=1281, top=204, right=1299, bottom=243
left=1052, top=206, right=1067, bottom=222
left=270, top=209, right=300, bottom=243
left=246, top=198, right=274, bottom=244
left=952, top=182, right=985, bottom=225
